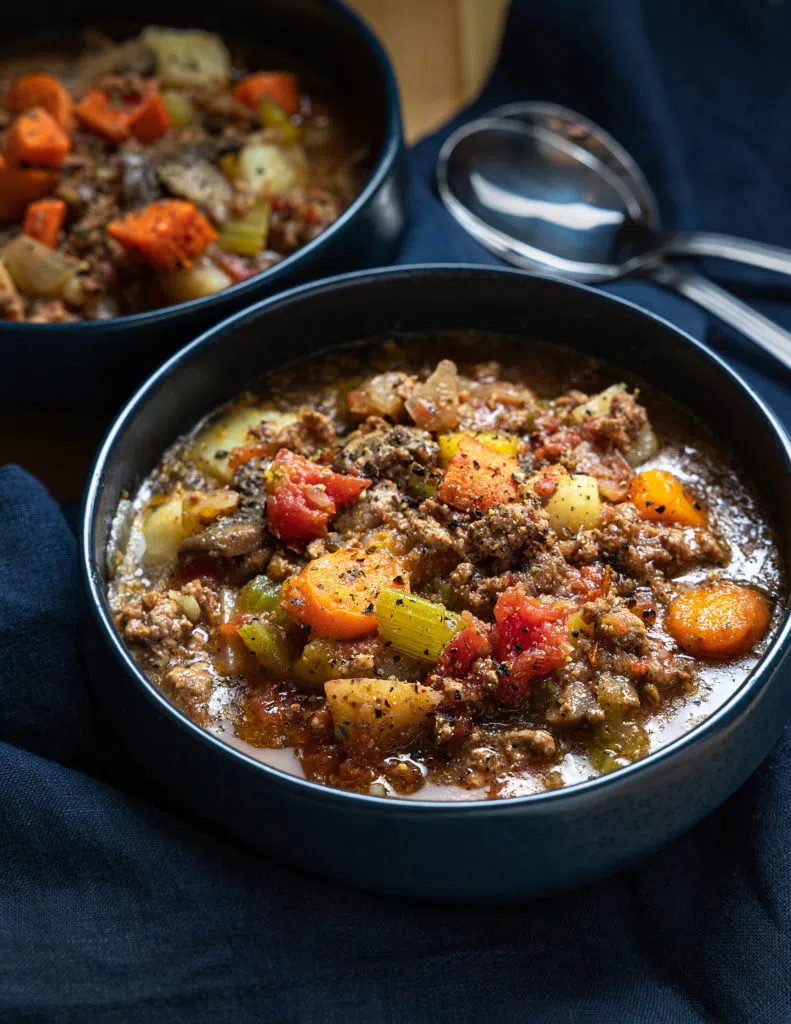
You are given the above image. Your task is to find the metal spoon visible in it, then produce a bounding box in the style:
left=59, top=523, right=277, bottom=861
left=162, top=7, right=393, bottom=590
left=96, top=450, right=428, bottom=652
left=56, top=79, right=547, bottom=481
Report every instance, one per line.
left=490, top=101, right=791, bottom=277
left=437, top=114, right=791, bottom=371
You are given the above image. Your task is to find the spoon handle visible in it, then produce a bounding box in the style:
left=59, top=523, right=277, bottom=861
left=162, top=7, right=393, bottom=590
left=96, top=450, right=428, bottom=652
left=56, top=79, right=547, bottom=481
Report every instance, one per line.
left=663, top=232, right=791, bottom=278
left=649, top=264, right=791, bottom=373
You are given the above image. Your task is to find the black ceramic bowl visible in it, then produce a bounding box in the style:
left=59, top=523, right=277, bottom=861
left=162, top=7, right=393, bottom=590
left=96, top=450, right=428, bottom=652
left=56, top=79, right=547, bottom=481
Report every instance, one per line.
left=2, top=0, right=406, bottom=409
left=81, top=266, right=791, bottom=903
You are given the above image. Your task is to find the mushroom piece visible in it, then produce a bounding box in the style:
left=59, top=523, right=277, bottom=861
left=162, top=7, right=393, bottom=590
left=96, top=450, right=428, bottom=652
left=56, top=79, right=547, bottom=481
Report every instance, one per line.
left=178, top=518, right=267, bottom=559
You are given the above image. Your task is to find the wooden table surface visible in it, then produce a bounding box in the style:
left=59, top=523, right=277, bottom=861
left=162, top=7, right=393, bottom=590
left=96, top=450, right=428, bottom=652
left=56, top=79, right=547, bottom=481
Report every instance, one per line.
left=4, top=1, right=509, bottom=503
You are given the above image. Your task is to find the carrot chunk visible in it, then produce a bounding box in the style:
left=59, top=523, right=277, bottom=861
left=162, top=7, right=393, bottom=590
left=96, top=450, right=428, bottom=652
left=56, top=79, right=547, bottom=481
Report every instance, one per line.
left=279, top=547, right=409, bottom=640
left=22, top=197, right=67, bottom=248
left=630, top=469, right=707, bottom=528
left=0, top=155, right=58, bottom=221
left=436, top=437, right=520, bottom=513
left=74, top=87, right=134, bottom=143
left=666, top=582, right=771, bottom=660
left=232, top=72, right=300, bottom=115
left=6, top=74, right=74, bottom=134
left=107, top=200, right=218, bottom=272
left=4, top=108, right=70, bottom=169
left=128, top=90, right=171, bottom=143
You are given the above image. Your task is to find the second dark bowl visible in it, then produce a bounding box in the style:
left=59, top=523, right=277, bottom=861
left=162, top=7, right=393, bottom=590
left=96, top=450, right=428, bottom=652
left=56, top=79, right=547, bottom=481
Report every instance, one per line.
left=2, top=0, right=407, bottom=408
left=81, top=266, right=791, bottom=903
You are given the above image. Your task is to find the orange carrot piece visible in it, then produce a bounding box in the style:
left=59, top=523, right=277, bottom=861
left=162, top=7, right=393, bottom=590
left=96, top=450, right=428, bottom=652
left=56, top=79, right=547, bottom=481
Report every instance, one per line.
left=128, top=90, right=171, bottom=143
left=630, top=469, right=706, bottom=528
left=4, top=108, right=70, bottom=170
left=106, top=200, right=218, bottom=272
left=23, top=197, right=67, bottom=248
left=74, top=88, right=133, bottom=143
left=666, top=582, right=771, bottom=660
left=232, top=72, right=300, bottom=115
left=279, top=547, right=409, bottom=640
left=0, top=155, right=59, bottom=221
left=436, top=437, right=520, bottom=513
left=6, top=74, right=74, bottom=134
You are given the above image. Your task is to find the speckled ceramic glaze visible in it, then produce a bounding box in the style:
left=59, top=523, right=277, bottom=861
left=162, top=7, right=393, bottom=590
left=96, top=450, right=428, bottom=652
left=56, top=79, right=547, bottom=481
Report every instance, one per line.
left=81, top=266, right=791, bottom=902
left=2, top=0, right=407, bottom=408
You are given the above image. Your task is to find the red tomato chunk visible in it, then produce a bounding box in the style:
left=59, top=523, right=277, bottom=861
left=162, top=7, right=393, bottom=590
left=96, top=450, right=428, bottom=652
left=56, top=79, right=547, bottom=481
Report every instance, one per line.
left=266, top=448, right=370, bottom=542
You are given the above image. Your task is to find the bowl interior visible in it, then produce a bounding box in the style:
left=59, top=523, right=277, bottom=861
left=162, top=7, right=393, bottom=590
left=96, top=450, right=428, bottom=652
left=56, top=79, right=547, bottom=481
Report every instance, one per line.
left=84, top=266, right=791, bottom=801
left=0, top=0, right=397, bottom=331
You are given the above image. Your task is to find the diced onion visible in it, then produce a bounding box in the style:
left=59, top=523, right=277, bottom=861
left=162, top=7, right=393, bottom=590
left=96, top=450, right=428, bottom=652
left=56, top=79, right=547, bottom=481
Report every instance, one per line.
left=168, top=590, right=202, bottom=622
left=375, top=589, right=460, bottom=663
left=405, top=359, right=461, bottom=432
left=626, top=423, right=660, bottom=466
left=2, top=236, right=80, bottom=297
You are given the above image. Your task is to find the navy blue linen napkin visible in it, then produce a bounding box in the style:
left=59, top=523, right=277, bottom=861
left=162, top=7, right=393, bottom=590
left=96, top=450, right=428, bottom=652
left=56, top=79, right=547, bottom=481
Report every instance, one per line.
left=5, top=1, right=791, bottom=1020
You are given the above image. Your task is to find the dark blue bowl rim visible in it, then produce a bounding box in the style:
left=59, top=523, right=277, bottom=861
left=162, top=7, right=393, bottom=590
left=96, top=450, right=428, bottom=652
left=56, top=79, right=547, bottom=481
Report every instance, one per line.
left=81, top=263, right=791, bottom=815
left=0, top=0, right=402, bottom=335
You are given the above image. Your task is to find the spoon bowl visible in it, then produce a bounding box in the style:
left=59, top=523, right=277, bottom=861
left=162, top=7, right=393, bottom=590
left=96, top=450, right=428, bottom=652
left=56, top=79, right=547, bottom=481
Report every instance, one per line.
left=438, top=118, right=653, bottom=281
left=436, top=108, right=791, bottom=372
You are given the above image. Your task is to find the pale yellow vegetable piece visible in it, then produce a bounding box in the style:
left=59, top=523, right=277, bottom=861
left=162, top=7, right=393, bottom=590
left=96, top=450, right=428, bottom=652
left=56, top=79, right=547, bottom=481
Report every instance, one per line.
left=544, top=472, right=602, bottom=534
left=567, top=609, right=594, bottom=642
left=236, top=142, right=307, bottom=196
left=142, top=489, right=238, bottom=563
left=168, top=590, right=201, bottom=622
left=325, top=678, right=442, bottom=752
left=142, top=493, right=191, bottom=564
left=2, top=236, right=80, bottom=297
left=161, top=90, right=195, bottom=128
left=140, top=27, right=230, bottom=88
left=181, top=489, right=239, bottom=533
left=571, top=383, right=627, bottom=424
left=625, top=423, right=660, bottom=467
left=160, top=257, right=232, bottom=305
left=437, top=430, right=519, bottom=467
left=190, top=404, right=297, bottom=483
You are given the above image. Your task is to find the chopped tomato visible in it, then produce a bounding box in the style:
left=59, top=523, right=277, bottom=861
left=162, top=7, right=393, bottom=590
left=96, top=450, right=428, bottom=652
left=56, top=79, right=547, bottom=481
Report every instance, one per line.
left=492, top=587, right=573, bottom=704
left=220, top=612, right=254, bottom=638
left=565, top=564, right=609, bottom=601
left=266, top=448, right=370, bottom=543
left=434, top=613, right=492, bottom=679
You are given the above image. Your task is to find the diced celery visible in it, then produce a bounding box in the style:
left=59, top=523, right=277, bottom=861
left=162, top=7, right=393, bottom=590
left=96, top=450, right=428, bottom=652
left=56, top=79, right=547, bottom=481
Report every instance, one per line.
left=293, top=637, right=345, bottom=690
left=437, top=430, right=519, bottom=467
left=237, top=575, right=290, bottom=628
left=216, top=201, right=271, bottom=257
left=588, top=712, right=649, bottom=774
left=238, top=617, right=291, bottom=675
left=259, top=99, right=300, bottom=144
left=375, top=589, right=461, bottom=663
